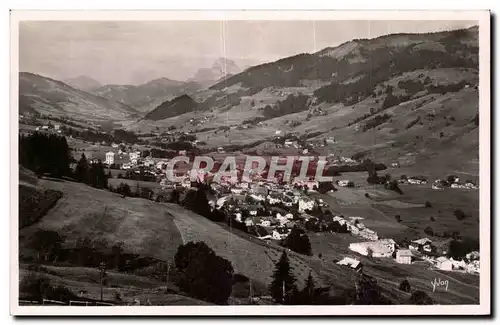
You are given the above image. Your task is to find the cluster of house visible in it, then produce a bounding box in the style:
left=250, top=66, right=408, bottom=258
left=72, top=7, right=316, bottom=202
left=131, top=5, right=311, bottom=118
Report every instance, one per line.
left=342, top=236, right=480, bottom=275
left=330, top=156, right=358, bottom=166
left=35, top=123, right=61, bottom=133
left=333, top=216, right=379, bottom=241
left=398, top=176, right=428, bottom=185
left=432, top=177, right=478, bottom=190
left=205, top=177, right=330, bottom=241
left=336, top=180, right=355, bottom=187
left=188, top=115, right=213, bottom=126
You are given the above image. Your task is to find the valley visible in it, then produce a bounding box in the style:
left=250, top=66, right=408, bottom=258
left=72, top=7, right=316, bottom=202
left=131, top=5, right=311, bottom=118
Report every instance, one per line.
left=17, top=25, right=482, bottom=307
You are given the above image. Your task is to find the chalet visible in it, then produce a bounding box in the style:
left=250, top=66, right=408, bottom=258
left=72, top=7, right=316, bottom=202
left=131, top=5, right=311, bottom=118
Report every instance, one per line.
left=466, top=251, right=480, bottom=261
left=337, top=180, right=353, bottom=187
left=244, top=218, right=254, bottom=227
left=450, top=257, right=467, bottom=270
left=407, top=177, right=427, bottom=185
left=143, top=156, right=154, bottom=167
left=336, top=257, right=363, bottom=272
left=156, top=160, right=168, bottom=170
left=272, top=227, right=291, bottom=240
left=358, top=228, right=379, bottom=241
left=432, top=183, right=445, bottom=190
left=298, top=198, right=316, bottom=213
left=326, top=137, right=336, bottom=145
left=436, top=257, right=453, bottom=271
left=349, top=239, right=396, bottom=258
left=105, top=151, right=115, bottom=165
left=231, top=188, right=244, bottom=194
left=129, top=151, right=140, bottom=163
left=409, top=238, right=432, bottom=252
left=332, top=216, right=347, bottom=225
left=395, top=249, right=413, bottom=264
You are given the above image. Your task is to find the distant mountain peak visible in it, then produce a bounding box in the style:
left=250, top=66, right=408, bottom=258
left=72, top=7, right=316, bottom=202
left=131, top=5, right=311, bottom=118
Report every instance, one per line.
left=190, top=58, right=242, bottom=83
left=143, top=77, right=185, bottom=88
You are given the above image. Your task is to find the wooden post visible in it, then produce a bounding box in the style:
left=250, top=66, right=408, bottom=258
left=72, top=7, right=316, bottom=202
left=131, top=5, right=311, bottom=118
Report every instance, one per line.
left=249, top=278, right=253, bottom=304
left=165, top=261, right=170, bottom=295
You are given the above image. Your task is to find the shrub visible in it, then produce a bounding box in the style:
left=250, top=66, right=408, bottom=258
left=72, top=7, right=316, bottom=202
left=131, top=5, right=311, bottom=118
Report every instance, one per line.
left=174, top=241, right=234, bottom=304
left=385, top=180, right=404, bottom=195
left=116, top=183, right=132, bottom=197
left=424, top=226, right=434, bottom=236
left=425, top=201, right=432, bottom=208
left=20, top=273, right=75, bottom=302
left=454, top=209, right=468, bottom=221
left=282, top=228, right=313, bottom=256
left=399, top=279, right=411, bottom=293
left=409, top=290, right=434, bottom=305
left=395, top=215, right=402, bottom=223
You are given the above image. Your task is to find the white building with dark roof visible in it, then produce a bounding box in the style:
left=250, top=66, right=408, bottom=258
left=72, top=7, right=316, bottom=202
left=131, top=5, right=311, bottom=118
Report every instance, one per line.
left=349, top=239, right=396, bottom=258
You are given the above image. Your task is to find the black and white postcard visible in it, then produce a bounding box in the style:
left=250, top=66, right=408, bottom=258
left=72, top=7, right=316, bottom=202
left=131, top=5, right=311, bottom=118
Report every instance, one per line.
left=10, top=10, right=491, bottom=316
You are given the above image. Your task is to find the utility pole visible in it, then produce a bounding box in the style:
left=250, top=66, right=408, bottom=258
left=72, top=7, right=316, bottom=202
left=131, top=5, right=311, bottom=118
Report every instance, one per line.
left=249, top=278, right=253, bottom=304
left=99, top=261, right=107, bottom=302
left=282, top=281, right=285, bottom=303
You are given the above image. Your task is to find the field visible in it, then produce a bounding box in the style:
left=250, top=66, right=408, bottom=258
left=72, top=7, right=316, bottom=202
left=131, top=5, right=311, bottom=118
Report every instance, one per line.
left=19, top=264, right=209, bottom=305
left=107, top=178, right=164, bottom=192
left=313, top=171, right=479, bottom=243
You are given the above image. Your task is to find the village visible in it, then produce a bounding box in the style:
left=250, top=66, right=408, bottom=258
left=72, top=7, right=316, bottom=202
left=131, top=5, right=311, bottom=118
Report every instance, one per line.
left=97, top=145, right=480, bottom=279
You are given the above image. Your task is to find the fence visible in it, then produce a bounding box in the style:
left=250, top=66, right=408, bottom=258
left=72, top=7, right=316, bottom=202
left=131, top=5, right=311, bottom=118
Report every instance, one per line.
left=19, top=299, right=115, bottom=306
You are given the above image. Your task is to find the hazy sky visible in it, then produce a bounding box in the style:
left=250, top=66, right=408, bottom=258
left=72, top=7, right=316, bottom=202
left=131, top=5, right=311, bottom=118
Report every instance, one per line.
left=19, top=20, right=476, bottom=85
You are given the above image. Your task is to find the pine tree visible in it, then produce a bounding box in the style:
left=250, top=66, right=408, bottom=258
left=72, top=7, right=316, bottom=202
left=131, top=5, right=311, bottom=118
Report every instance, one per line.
left=269, top=251, right=297, bottom=304
left=282, top=227, right=312, bottom=256
left=193, top=187, right=211, bottom=217
left=75, top=153, right=88, bottom=183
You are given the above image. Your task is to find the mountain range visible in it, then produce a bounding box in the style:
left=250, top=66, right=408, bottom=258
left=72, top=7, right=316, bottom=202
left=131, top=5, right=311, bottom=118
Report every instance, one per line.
left=91, top=78, right=202, bottom=113
left=19, top=72, right=139, bottom=122
left=19, top=26, right=479, bottom=176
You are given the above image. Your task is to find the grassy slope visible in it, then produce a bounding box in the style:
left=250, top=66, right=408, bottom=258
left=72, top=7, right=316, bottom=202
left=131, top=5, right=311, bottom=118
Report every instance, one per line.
left=18, top=179, right=320, bottom=294
left=20, top=179, right=183, bottom=261
left=19, top=72, right=138, bottom=122
left=19, top=178, right=479, bottom=304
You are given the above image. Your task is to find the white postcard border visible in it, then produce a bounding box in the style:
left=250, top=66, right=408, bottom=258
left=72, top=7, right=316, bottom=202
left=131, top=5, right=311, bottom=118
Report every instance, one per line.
left=9, top=9, right=491, bottom=316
